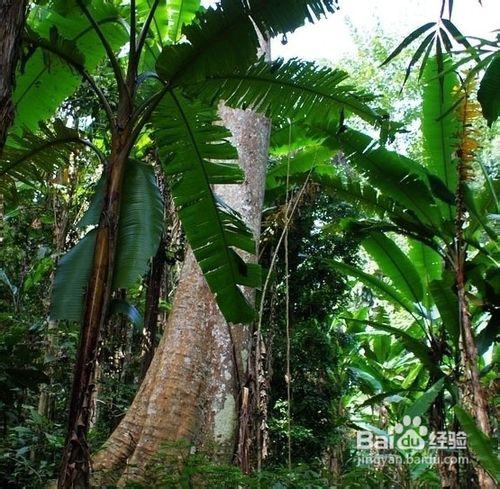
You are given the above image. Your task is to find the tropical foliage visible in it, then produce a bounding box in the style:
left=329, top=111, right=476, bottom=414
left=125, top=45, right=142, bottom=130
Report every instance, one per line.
left=0, top=0, right=498, bottom=488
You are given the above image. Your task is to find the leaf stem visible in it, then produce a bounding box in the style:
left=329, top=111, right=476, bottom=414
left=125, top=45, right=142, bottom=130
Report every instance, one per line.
left=136, top=0, right=161, bottom=60
left=76, top=0, right=127, bottom=102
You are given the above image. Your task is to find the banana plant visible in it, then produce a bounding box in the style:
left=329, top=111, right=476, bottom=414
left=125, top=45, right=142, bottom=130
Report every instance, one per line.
left=0, top=0, right=393, bottom=485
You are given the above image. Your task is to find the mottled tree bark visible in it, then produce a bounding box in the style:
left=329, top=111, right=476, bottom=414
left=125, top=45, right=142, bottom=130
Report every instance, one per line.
left=0, top=0, right=27, bottom=150
left=93, top=106, right=270, bottom=485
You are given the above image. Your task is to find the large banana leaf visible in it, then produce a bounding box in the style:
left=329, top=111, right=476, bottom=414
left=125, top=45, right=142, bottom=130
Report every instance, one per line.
left=422, top=55, right=459, bottom=221
left=362, top=233, right=424, bottom=305
left=344, top=318, right=442, bottom=377
left=477, top=311, right=500, bottom=356
left=113, top=161, right=164, bottom=289
left=50, top=230, right=97, bottom=322
left=327, top=259, right=418, bottom=317
left=51, top=160, right=163, bottom=321
left=192, top=59, right=382, bottom=127
left=408, top=239, right=442, bottom=308
left=408, top=240, right=442, bottom=288
left=166, top=0, right=201, bottom=43
left=156, top=0, right=337, bottom=86
left=266, top=145, right=333, bottom=190
left=322, top=176, right=400, bottom=219
left=454, top=406, right=500, bottom=483
left=323, top=129, right=442, bottom=228
left=12, top=1, right=127, bottom=135
left=136, top=0, right=201, bottom=55
left=371, top=308, right=392, bottom=364
left=152, top=92, right=260, bottom=323
left=429, top=275, right=460, bottom=349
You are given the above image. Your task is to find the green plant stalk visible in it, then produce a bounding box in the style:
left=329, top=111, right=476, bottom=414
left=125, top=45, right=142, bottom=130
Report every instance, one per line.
left=57, top=4, right=139, bottom=487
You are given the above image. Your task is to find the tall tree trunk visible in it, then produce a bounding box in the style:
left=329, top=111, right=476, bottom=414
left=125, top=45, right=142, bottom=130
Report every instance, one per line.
left=92, top=106, right=270, bottom=485
left=0, top=0, right=26, bottom=150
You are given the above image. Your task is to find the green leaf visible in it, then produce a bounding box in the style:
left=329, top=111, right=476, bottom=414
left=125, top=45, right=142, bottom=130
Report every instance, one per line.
left=113, top=161, right=164, bottom=289
left=166, top=0, right=201, bottom=43
left=0, top=269, right=18, bottom=297
left=422, top=55, right=460, bottom=221
left=12, top=1, right=127, bottom=135
left=408, top=240, right=442, bottom=307
left=463, top=183, right=498, bottom=241
left=405, top=377, right=445, bottom=418
left=193, top=59, right=383, bottom=127
left=50, top=230, right=97, bottom=322
left=266, top=145, right=332, bottom=189
left=401, top=31, right=435, bottom=88
left=349, top=367, right=382, bottom=392
left=51, top=161, right=164, bottom=321
left=344, top=317, right=441, bottom=376
left=372, top=309, right=392, bottom=364
left=358, top=390, right=410, bottom=408
left=0, top=121, right=94, bottom=193
left=477, top=311, right=500, bottom=356
left=454, top=406, right=500, bottom=482
left=157, top=0, right=338, bottom=86
left=441, top=19, right=476, bottom=54
left=328, top=260, right=417, bottom=316
left=381, top=22, right=436, bottom=67
left=362, top=233, right=424, bottom=304
left=429, top=275, right=460, bottom=348
left=152, top=92, right=260, bottom=323
left=478, top=54, right=500, bottom=127
left=323, top=128, right=440, bottom=227
left=109, top=299, right=144, bottom=328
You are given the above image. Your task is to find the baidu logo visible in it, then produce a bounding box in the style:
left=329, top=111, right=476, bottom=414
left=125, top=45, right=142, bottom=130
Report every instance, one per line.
left=394, top=415, right=428, bottom=450
left=356, top=415, right=429, bottom=451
